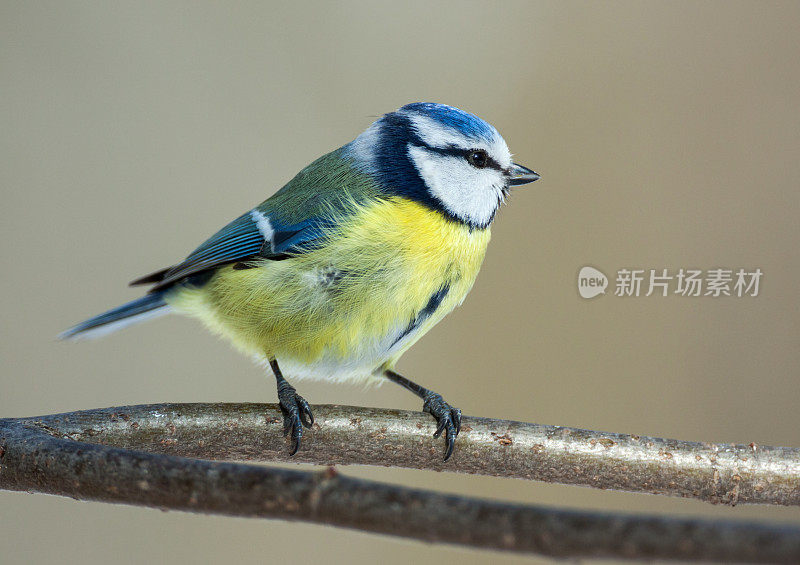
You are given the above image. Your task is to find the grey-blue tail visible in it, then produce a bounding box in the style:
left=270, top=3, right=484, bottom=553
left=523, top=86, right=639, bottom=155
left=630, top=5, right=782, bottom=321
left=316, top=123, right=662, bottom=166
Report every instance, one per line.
left=59, top=292, right=171, bottom=340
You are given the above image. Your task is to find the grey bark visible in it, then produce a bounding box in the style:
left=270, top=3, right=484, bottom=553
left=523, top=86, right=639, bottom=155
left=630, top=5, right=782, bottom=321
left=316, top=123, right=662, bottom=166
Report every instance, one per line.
left=1, top=403, right=799, bottom=562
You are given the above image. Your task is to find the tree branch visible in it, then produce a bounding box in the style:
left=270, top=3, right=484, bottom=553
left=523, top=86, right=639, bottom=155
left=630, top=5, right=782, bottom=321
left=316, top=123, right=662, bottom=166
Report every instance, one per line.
left=16, top=402, right=799, bottom=505
left=2, top=403, right=799, bottom=562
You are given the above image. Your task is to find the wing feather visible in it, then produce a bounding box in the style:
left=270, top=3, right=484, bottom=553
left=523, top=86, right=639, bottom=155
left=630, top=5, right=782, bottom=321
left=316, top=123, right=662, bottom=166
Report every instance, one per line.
left=131, top=146, right=379, bottom=291
left=144, top=210, right=329, bottom=290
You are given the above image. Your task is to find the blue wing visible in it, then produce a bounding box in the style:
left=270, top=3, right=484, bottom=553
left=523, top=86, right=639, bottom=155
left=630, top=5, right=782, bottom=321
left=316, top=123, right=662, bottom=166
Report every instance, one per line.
left=129, top=146, right=380, bottom=291
left=132, top=209, right=330, bottom=290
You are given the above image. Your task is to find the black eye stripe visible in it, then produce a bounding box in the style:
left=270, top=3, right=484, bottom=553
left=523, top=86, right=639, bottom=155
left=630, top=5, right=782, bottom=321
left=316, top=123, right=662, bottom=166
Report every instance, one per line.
left=483, top=155, right=502, bottom=171
left=419, top=145, right=504, bottom=171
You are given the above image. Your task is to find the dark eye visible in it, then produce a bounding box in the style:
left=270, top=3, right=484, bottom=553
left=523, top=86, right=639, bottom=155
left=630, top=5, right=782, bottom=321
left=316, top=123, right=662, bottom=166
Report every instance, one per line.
left=467, top=149, right=488, bottom=168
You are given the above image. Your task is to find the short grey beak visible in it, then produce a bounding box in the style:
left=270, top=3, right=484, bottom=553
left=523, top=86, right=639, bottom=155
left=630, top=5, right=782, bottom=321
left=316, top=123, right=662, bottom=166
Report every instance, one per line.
left=508, top=163, right=540, bottom=186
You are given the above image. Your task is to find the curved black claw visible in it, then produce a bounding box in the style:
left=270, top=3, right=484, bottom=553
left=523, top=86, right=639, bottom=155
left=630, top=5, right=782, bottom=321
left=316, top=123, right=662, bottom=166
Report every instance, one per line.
left=422, top=392, right=462, bottom=461
left=277, top=385, right=314, bottom=456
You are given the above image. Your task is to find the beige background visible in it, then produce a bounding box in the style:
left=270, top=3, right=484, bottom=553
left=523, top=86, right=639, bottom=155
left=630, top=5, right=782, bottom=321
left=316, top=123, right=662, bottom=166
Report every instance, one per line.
left=2, top=2, right=799, bottom=564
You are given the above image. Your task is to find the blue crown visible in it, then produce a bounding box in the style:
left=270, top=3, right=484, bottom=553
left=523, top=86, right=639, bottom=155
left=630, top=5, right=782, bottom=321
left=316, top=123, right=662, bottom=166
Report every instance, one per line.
left=398, top=102, right=498, bottom=143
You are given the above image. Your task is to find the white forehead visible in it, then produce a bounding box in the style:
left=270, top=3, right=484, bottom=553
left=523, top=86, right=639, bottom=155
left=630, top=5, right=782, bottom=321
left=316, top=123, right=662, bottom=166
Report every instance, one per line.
left=405, top=113, right=513, bottom=170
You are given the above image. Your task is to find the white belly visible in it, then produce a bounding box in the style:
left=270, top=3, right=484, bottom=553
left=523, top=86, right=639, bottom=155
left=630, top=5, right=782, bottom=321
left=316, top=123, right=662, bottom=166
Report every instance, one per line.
left=270, top=318, right=430, bottom=385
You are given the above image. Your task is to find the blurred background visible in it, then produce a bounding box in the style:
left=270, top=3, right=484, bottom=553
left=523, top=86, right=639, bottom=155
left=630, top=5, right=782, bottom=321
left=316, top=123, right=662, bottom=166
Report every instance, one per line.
left=2, top=2, right=799, bottom=563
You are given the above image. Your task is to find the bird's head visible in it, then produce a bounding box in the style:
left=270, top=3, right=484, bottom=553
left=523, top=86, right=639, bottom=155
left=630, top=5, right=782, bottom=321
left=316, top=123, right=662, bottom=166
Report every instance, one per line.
left=345, top=102, right=539, bottom=229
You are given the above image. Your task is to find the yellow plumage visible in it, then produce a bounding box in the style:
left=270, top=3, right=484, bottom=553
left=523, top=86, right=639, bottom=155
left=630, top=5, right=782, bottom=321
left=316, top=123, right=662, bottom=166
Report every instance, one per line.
left=168, top=196, right=490, bottom=383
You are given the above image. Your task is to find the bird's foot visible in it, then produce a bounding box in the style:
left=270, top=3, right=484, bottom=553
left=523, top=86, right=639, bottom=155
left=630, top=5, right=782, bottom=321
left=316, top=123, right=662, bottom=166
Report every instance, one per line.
left=277, top=381, right=314, bottom=455
left=422, top=392, right=462, bottom=461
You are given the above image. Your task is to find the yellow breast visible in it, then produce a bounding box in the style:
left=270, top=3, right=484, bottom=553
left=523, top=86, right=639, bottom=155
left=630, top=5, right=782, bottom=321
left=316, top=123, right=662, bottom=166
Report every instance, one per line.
left=169, top=197, right=491, bottom=380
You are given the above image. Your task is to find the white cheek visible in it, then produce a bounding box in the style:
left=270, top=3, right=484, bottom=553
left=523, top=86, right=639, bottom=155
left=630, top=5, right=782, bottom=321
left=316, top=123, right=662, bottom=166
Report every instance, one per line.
left=408, top=145, right=504, bottom=227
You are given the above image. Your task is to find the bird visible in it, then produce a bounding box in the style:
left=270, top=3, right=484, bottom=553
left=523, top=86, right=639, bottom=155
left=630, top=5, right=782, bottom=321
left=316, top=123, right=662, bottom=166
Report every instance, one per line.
left=60, top=102, right=540, bottom=460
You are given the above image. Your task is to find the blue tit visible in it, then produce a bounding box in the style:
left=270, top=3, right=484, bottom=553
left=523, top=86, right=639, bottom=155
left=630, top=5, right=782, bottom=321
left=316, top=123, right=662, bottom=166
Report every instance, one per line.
left=61, top=102, right=540, bottom=460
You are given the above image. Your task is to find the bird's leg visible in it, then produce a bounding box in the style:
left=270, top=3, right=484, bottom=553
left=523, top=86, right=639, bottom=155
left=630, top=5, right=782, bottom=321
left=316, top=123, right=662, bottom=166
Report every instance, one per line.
left=269, top=358, right=314, bottom=455
left=383, top=369, right=462, bottom=461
